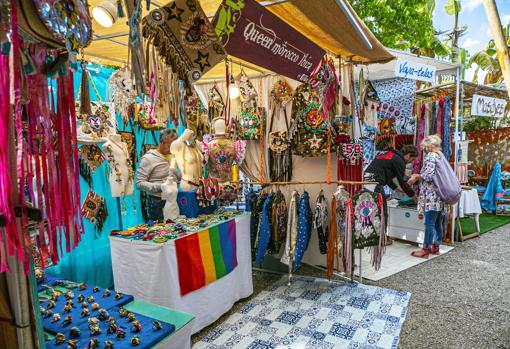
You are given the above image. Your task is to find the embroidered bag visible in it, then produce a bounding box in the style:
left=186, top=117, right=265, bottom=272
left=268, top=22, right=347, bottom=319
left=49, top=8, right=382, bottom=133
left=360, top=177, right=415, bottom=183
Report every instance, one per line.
left=136, top=101, right=167, bottom=131
left=237, top=69, right=258, bottom=104
left=78, top=145, right=105, bottom=188
left=16, top=0, right=92, bottom=53
left=76, top=101, right=116, bottom=144
left=433, top=152, right=461, bottom=205
left=119, top=130, right=137, bottom=171
left=197, top=178, right=219, bottom=207
left=81, top=190, right=108, bottom=239
left=290, top=83, right=330, bottom=157
left=237, top=107, right=263, bottom=140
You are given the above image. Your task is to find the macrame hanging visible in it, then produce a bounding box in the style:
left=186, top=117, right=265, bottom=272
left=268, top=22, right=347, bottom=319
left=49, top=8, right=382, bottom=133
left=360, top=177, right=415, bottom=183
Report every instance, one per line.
left=78, top=145, right=106, bottom=188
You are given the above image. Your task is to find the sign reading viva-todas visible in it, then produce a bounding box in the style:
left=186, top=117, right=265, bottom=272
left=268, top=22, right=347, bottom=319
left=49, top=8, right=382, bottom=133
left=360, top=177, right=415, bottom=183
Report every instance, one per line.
left=394, top=59, right=436, bottom=82
left=471, top=94, right=507, bottom=118
left=212, top=0, right=325, bottom=82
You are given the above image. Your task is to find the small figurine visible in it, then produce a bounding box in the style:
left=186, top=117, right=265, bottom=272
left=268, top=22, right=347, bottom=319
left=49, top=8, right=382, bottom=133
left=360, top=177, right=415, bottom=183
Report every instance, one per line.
left=91, top=303, right=100, bottom=311
left=69, top=326, right=81, bottom=339
left=52, top=313, right=61, bottom=323
left=87, top=296, right=95, bottom=303
left=63, top=304, right=72, bottom=314
left=79, top=283, right=87, bottom=290
left=152, top=320, right=162, bottom=331
left=107, top=322, right=117, bottom=335
left=47, top=300, right=56, bottom=309
left=131, top=320, right=142, bottom=333
left=127, top=313, right=136, bottom=322
left=80, top=308, right=90, bottom=318
left=66, top=339, right=78, bottom=349
left=89, top=324, right=102, bottom=336
left=104, top=340, right=114, bottom=349
left=51, top=295, right=59, bottom=302
left=44, top=309, right=53, bottom=318
left=39, top=306, right=45, bottom=314
left=88, top=317, right=99, bottom=327
left=93, top=286, right=100, bottom=293
left=98, top=309, right=109, bottom=321
left=103, top=289, right=111, bottom=297
left=65, top=291, right=74, bottom=300
left=116, top=327, right=126, bottom=339
left=88, top=338, right=99, bottom=349
left=114, top=292, right=123, bottom=300
left=62, top=315, right=72, bottom=327
left=55, top=333, right=65, bottom=345
left=66, top=299, right=74, bottom=307
left=118, top=308, right=128, bottom=318
left=81, top=302, right=89, bottom=308
left=131, top=335, right=141, bottom=346
left=77, top=294, right=84, bottom=302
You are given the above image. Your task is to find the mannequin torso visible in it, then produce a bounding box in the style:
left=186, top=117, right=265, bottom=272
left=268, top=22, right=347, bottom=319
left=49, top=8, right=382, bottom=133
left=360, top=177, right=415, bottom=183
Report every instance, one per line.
left=102, top=134, right=134, bottom=197
left=170, top=129, right=204, bottom=191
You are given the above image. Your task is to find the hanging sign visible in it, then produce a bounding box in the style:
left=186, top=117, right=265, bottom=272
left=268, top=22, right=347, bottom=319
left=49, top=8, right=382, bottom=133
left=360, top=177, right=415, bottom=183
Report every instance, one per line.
left=394, top=59, right=436, bottom=82
left=471, top=94, right=507, bottom=118
left=212, top=0, right=326, bottom=82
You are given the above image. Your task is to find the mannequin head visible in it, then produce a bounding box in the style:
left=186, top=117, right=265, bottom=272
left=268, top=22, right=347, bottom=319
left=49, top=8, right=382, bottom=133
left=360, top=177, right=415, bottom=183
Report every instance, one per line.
left=181, top=129, right=197, bottom=145
left=158, top=129, right=177, bottom=155
left=213, top=118, right=226, bottom=136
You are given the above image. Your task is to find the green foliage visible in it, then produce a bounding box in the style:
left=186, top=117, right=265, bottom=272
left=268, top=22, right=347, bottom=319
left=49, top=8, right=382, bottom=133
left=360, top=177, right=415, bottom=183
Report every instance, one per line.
left=444, top=0, right=461, bottom=16
left=350, top=0, right=438, bottom=56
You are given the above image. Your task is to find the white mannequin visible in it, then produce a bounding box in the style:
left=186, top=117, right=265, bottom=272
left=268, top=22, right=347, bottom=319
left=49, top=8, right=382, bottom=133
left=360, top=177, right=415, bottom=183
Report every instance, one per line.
left=170, top=129, right=204, bottom=191
left=213, top=117, right=227, bottom=136
left=102, top=134, right=134, bottom=197
left=161, top=164, right=179, bottom=220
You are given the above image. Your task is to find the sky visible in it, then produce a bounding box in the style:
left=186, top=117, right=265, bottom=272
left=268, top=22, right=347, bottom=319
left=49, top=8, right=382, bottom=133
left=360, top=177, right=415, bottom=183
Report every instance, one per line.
left=433, top=0, right=510, bottom=81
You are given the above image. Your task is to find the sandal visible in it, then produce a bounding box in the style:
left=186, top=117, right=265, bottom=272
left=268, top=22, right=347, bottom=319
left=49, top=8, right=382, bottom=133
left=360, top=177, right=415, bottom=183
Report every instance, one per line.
left=384, top=237, right=393, bottom=246
left=430, top=244, right=440, bottom=255
left=411, top=248, right=430, bottom=259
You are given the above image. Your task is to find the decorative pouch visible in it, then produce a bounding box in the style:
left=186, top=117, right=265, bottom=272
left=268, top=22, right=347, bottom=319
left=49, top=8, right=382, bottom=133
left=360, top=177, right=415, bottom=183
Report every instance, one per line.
left=81, top=190, right=108, bottom=238
left=237, top=107, right=262, bottom=140
left=78, top=145, right=105, bottom=188
left=197, top=178, right=219, bottom=207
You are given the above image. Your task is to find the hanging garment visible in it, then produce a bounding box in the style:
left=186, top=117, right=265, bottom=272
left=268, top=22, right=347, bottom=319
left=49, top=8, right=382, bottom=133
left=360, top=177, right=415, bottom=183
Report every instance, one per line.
left=413, top=104, right=427, bottom=174
left=456, top=163, right=469, bottom=184
left=293, top=192, right=312, bottom=270
left=430, top=101, right=438, bottom=136
left=255, top=193, right=274, bottom=265
left=351, top=191, right=386, bottom=270
left=251, top=192, right=267, bottom=259
left=481, top=163, right=505, bottom=213
left=443, top=97, right=452, bottom=159
left=335, top=187, right=350, bottom=272
left=269, top=191, right=287, bottom=255
left=280, top=191, right=300, bottom=266
left=203, top=137, right=246, bottom=183
left=314, top=190, right=329, bottom=254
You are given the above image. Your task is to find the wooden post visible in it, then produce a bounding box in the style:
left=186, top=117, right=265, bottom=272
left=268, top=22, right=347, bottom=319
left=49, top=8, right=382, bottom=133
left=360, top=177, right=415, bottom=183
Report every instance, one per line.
left=483, top=0, right=510, bottom=99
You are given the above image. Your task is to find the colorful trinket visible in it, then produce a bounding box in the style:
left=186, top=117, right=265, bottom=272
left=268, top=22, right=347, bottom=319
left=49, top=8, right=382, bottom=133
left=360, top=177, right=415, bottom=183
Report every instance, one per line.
left=51, top=295, right=59, bottom=302
left=131, top=320, right=142, bottom=333
left=131, top=335, right=141, bottom=346
left=89, top=324, right=101, bottom=336
left=91, top=303, right=100, bottom=311
left=87, top=296, right=95, bottom=303
left=66, top=299, right=74, bottom=307
left=81, top=301, right=89, bottom=308
left=98, top=309, right=109, bottom=321
left=104, top=340, right=114, bottom=349
left=62, top=315, right=72, bottom=327
left=81, top=308, right=90, bottom=318
left=63, top=304, right=72, bottom=314
left=114, top=292, right=123, bottom=300
left=70, top=326, right=81, bottom=339
left=127, top=313, right=136, bottom=322
left=152, top=321, right=162, bottom=331
left=52, top=313, right=61, bottom=323
left=107, top=322, right=117, bottom=335
left=88, top=338, right=99, bottom=349
left=65, top=291, right=74, bottom=300
left=47, top=300, right=56, bottom=309
left=66, top=339, right=78, bottom=349
left=119, top=308, right=128, bottom=318
left=44, top=309, right=53, bottom=318
left=79, top=283, right=87, bottom=290
left=55, top=333, right=65, bottom=345
left=103, top=289, right=111, bottom=297
left=39, top=306, right=45, bottom=314
left=88, top=317, right=99, bottom=326
left=116, top=327, right=126, bottom=339
left=77, top=294, right=84, bottom=302
left=93, top=286, right=100, bottom=293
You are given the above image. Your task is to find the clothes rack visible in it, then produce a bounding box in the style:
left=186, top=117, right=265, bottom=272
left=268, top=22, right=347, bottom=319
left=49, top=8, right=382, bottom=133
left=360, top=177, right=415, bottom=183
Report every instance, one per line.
left=235, top=180, right=377, bottom=186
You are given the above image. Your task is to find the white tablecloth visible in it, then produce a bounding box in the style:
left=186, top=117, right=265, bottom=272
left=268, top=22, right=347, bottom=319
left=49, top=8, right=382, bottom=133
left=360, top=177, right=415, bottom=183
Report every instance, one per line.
left=110, top=214, right=253, bottom=335
left=459, top=189, right=482, bottom=218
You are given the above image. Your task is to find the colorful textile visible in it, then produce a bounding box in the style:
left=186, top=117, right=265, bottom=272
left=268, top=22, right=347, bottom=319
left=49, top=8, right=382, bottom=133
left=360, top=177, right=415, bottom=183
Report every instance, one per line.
left=314, top=191, right=329, bottom=254
left=293, top=192, right=312, bottom=270
left=481, top=163, right=505, bottom=213
left=175, top=219, right=238, bottom=295
left=467, top=127, right=510, bottom=177
left=443, top=97, right=452, bottom=159
left=269, top=191, right=287, bottom=255
left=255, top=193, right=274, bottom=265
left=142, top=0, right=226, bottom=85
left=80, top=190, right=108, bottom=238
left=78, top=145, right=105, bottom=187
left=280, top=191, right=299, bottom=266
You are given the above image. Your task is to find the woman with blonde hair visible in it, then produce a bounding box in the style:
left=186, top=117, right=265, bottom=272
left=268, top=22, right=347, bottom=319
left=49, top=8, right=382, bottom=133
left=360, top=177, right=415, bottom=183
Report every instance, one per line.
left=407, top=135, right=444, bottom=258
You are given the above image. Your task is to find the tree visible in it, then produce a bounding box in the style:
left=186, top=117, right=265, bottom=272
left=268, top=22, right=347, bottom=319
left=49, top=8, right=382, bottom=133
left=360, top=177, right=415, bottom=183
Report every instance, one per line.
left=350, top=0, right=443, bottom=58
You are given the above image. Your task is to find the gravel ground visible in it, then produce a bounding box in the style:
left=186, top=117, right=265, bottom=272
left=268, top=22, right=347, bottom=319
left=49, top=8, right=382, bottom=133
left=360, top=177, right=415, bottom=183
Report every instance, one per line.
left=193, top=225, right=510, bottom=348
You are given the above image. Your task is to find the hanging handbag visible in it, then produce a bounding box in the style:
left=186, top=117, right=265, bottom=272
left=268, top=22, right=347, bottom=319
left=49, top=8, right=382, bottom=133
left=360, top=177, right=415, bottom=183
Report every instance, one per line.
left=135, top=101, right=168, bottom=131
left=197, top=178, right=219, bottom=207
left=237, top=107, right=263, bottom=140
left=16, top=0, right=92, bottom=52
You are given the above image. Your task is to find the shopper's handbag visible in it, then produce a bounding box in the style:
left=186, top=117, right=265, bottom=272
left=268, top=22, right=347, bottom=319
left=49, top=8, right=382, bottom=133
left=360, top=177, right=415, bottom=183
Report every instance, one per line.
left=16, top=0, right=92, bottom=51
left=432, top=152, right=461, bottom=205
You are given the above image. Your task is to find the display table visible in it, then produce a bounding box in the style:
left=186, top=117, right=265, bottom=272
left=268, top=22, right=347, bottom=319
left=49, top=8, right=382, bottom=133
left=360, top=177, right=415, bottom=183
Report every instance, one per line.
left=110, top=213, right=253, bottom=334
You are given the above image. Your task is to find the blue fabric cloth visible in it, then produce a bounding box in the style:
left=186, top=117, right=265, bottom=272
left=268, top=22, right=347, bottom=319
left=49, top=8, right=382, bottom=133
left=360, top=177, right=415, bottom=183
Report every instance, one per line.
left=482, top=163, right=505, bottom=213
left=430, top=101, right=437, bottom=135
left=177, top=191, right=217, bottom=218
left=40, top=284, right=134, bottom=334
left=443, top=97, right=452, bottom=159
left=44, top=306, right=175, bottom=349
left=255, top=194, right=274, bottom=265
left=146, top=195, right=165, bottom=222
left=423, top=210, right=442, bottom=248
left=293, top=192, right=312, bottom=270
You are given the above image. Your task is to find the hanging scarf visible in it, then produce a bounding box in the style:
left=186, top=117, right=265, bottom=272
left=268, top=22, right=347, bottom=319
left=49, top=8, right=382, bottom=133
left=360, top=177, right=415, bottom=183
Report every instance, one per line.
left=251, top=192, right=267, bottom=260
left=78, top=145, right=105, bottom=187
left=293, top=192, right=312, bottom=270
left=413, top=103, right=426, bottom=174
left=443, top=97, right=452, bottom=159
left=309, top=57, right=339, bottom=117
left=255, top=193, right=274, bottom=265
left=269, top=190, right=287, bottom=255
left=314, top=190, right=329, bottom=255
left=327, top=197, right=338, bottom=280
left=430, top=101, right=437, bottom=135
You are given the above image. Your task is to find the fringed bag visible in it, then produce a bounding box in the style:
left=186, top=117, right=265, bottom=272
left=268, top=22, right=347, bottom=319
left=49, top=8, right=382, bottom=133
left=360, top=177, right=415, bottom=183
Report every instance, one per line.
left=78, top=145, right=105, bottom=188
left=81, top=190, right=108, bottom=239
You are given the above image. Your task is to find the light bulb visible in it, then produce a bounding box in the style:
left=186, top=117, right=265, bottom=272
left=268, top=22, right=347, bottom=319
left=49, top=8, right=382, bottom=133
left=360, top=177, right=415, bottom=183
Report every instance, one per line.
left=229, top=85, right=240, bottom=100
left=92, top=0, right=118, bottom=28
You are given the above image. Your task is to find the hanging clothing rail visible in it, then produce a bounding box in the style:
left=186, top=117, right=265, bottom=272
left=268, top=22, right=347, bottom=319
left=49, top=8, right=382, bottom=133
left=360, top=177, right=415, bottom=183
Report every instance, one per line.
left=235, top=180, right=376, bottom=186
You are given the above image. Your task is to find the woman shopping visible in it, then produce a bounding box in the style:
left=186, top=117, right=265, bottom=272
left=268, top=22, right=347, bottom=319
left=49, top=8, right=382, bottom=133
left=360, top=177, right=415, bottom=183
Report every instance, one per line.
left=407, top=135, right=447, bottom=258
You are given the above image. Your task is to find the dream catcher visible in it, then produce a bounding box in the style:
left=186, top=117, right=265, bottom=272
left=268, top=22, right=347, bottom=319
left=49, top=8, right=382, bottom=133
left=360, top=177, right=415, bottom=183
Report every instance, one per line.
left=338, top=140, right=364, bottom=195
left=81, top=190, right=108, bottom=238
left=351, top=191, right=386, bottom=270
left=268, top=79, right=293, bottom=181
left=78, top=145, right=105, bottom=188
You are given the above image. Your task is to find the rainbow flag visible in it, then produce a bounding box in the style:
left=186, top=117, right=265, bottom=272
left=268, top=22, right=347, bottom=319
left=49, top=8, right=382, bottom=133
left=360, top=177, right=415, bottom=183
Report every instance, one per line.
left=175, top=219, right=238, bottom=296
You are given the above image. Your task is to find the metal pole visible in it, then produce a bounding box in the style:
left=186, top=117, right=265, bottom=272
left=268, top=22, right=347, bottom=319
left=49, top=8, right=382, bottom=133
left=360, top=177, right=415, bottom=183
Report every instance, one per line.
left=358, top=248, right=363, bottom=283
left=335, top=0, right=373, bottom=50
left=453, top=66, right=461, bottom=242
